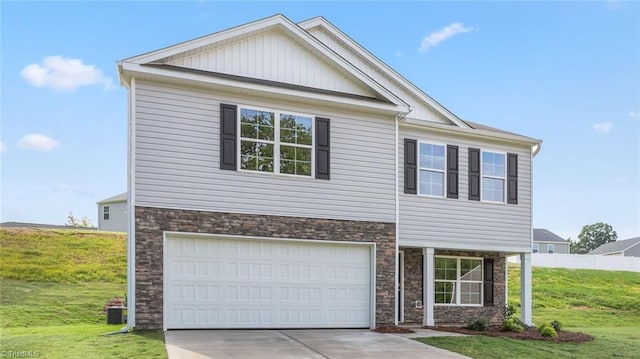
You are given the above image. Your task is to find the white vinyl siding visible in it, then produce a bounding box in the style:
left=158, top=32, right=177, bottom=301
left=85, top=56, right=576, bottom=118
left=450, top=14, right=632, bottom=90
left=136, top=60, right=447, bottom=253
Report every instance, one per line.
left=97, top=201, right=128, bottom=232
left=399, top=126, right=533, bottom=252
left=134, top=80, right=395, bottom=222
left=161, top=29, right=375, bottom=98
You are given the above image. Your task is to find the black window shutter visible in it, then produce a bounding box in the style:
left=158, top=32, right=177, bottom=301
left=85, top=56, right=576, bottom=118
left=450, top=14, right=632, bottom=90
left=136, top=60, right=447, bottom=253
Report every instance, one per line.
left=447, top=145, right=459, bottom=199
left=468, top=148, right=480, bottom=201
left=507, top=153, right=518, bottom=204
left=315, top=117, right=330, bottom=180
left=404, top=139, right=417, bottom=194
left=484, top=258, right=494, bottom=306
left=220, top=104, right=237, bottom=170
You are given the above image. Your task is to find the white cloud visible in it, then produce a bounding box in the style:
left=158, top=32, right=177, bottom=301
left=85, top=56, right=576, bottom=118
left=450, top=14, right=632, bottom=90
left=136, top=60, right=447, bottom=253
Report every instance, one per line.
left=0, top=142, right=6, bottom=154
left=592, top=122, right=613, bottom=134
left=21, top=56, right=113, bottom=91
left=18, top=134, right=59, bottom=151
left=419, top=23, right=474, bottom=53
left=629, top=111, right=640, bottom=118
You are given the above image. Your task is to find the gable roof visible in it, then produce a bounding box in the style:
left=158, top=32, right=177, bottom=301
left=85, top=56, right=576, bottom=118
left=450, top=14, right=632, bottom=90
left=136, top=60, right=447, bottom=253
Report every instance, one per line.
left=97, top=192, right=127, bottom=204
left=533, top=229, right=567, bottom=243
left=589, top=237, right=640, bottom=255
left=118, top=14, right=409, bottom=114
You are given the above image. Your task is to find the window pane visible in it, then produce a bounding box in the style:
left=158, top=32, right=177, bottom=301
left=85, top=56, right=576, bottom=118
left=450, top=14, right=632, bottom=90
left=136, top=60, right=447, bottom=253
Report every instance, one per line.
left=240, top=141, right=273, bottom=172
left=419, top=143, right=445, bottom=170
left=482, top=152, right=505, bottom=177
left=280, top=114, right=312, bottom=145
left=482, top=177, right=504, bottom=202
left=460, top=282, right=482, bottom=305
left=533, top=243, right=539, bottom=253
left=280, top=146, right=311, bottom=176
left=460, top=259, right=482, bottom=281
left=419, top=170, right=444, bottom=196
left=435, top=281, right=455, bottom=304
left=435, top=258, right=457, bottom=280
left=241, top=109, right=274, bottom=141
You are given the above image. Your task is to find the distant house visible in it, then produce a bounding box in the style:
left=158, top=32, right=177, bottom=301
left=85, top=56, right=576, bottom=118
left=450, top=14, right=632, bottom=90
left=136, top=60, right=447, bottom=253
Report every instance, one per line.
left=589, top=237, right=640, bottom=257
left=96, top=193, right=127, bottom=232
left=533, top=228, right=569, bottom=254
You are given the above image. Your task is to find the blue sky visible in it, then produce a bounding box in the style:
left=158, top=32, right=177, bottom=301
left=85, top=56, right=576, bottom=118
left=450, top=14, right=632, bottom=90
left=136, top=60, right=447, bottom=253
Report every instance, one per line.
left=1, top=1, right=638, bottom=240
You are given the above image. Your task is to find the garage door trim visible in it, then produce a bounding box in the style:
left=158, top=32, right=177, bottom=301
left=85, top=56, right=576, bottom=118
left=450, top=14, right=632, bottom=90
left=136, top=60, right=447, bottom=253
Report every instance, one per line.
left=162, top=231, right=377, bottom=330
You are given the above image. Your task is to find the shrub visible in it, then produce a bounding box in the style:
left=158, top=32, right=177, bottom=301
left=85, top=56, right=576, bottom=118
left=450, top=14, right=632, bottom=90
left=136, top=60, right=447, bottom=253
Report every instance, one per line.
left=550, top=320, right=563, bottom=332
left=501, top=304, right=516, bottom=320
left=538, top=323, right=558, bottom=338
left=466, top=319, right=488, bottom=331
left=501, top=318, right=525, bottom=332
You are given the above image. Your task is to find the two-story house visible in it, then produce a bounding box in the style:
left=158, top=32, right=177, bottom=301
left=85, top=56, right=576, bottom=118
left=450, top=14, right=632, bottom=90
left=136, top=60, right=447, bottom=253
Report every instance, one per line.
left=117, top=14, right=540, bottom=330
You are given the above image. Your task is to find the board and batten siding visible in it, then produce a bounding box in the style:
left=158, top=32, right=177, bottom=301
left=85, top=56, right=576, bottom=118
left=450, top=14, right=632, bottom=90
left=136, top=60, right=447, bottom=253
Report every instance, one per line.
left=161, top=29, right=375, bottom=99
left=98, top=201, right=128, bottom=232
left=133, top=80, right=396, bottom=222
left=305, top=27, right=449, bottom=125
left=398, top=126, right=533, bottom=253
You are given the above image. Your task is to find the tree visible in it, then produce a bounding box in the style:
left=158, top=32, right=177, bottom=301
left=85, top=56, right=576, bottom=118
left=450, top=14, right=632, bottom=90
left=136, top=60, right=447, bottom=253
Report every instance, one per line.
left=571, top=222, right=617, bottom=254
left=65, top=212, right=94, bottom=228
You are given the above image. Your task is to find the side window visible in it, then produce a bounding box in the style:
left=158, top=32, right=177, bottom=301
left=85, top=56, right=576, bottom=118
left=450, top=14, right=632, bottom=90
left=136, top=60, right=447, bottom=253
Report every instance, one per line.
left=547, top=244, right=554, bottom=254
left=533, top=243, right=539, bottom=253
left=481, top=151, right=506, bottom=203
left=103, top=206, right=110, bottom=220
left=418, top=143, right=445, bottom=197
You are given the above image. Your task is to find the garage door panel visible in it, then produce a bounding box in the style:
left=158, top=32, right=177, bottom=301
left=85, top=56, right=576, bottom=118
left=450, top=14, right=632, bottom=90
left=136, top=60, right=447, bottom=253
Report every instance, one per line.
left=165, top=236, right=372, bottom=329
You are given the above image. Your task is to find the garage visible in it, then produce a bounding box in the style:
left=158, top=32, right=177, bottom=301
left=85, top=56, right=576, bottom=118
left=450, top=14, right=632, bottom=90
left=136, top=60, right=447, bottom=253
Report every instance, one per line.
left=164, top=234, right=374, bottom=329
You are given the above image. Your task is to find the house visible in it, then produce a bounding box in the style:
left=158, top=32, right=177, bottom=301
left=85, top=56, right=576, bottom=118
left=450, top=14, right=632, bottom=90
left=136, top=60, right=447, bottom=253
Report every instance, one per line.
left=96, top=193, right=128, bottom=232
left=533, top=228, right=569, bottom=254
left=117, top=14, right=541, bottom=331
left=589, top=237, right=640, bottom=257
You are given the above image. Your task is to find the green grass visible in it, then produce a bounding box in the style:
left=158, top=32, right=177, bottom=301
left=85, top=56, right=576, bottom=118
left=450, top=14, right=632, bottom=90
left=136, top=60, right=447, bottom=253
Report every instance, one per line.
left=420, top=264, right=640, bottom=358
left=0, top=228, right=167, bottom=359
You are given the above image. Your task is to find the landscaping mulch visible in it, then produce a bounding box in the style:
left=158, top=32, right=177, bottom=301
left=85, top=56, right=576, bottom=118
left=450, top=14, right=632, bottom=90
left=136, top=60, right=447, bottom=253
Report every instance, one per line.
left=431, top=325, right=594, bottom=343
left=374, top=326, right=416, bottom=334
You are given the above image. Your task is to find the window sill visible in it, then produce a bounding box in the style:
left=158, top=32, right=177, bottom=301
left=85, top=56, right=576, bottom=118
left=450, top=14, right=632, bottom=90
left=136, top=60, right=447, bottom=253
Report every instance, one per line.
left=434, top=304, right=483, bottom=308
left=236, top=168, right=318, bottom=181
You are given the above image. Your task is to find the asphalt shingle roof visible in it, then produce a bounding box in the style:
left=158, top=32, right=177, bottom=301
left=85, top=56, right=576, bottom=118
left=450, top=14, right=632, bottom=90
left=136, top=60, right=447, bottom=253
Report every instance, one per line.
left=589, top=237, right=640, bottom=255
left=533, top=228, right=567, bottom=243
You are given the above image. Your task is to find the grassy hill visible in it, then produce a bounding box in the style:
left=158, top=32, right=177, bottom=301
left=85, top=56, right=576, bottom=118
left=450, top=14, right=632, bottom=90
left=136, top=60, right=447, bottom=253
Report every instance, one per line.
left=0, top=228, right=166, bottom=359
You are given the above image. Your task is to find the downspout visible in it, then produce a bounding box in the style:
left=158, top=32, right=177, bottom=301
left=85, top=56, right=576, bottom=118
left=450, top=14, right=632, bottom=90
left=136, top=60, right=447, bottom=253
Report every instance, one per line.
left=394, top=107, right=411, bottom=325
left=122, top=75, right=137, bottom=332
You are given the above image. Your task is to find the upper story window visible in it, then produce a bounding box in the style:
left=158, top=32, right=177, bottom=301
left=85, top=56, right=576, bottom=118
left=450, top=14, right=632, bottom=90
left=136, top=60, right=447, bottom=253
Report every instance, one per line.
left=533, top=243, right=539, bottom=253
left=435, top=257, right=483, bottom=306
left=547, top=244, right=554, bottom=254
left=103, top=206, right=110, bottom=220
left=419, top=143, right=445, bottom=197
left=482, top=151, right=506, bottom=203
left=239, top=107, right=313, bottom=177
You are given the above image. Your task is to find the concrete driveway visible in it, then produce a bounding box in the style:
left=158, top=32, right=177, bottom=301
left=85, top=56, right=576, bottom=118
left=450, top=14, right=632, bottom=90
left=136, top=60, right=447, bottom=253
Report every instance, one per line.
left=165, top=329, right=470, bottom=359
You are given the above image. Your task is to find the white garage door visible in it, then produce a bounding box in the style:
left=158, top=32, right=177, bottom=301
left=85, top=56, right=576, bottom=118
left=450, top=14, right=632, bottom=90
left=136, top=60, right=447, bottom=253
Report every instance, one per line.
left=164, top=235, right=373, bottom=329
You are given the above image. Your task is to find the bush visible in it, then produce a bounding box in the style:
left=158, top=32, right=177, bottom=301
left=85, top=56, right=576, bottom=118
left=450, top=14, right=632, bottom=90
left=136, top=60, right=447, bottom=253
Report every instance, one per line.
left=501, top=318, right=525, bottom=332
left=550, top=320, right=563, bottom=332
left=466, top=319, right=488, bottom=331
left=502, top=304, right=516, bottom=320
left=538, top=323, right=558, bottom=338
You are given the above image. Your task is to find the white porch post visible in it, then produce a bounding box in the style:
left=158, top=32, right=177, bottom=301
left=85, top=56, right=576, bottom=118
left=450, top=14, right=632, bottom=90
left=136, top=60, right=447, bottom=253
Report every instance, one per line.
left=423, top=247, right=435, bottom=326
left=520, top=252, right=533, bottom=326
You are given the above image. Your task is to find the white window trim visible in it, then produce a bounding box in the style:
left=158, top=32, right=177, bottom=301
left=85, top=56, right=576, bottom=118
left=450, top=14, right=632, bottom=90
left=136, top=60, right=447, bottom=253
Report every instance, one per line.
left=417, top=141, right=447, bottom=198
left=434, top=255, right=483, bottom=307
left=103, top=205, right=110, bottom=221
left=237, top=105, right=315, bottom=178
left=533, top=243, right=539, bottom=253
left=547, top=243, right=554, bottom=254
left=480, top=149, right=507, bottom=204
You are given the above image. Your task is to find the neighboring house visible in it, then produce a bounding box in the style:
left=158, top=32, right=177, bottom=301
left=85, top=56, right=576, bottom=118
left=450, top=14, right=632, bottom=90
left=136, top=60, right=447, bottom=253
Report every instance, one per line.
left=589, top=237, right=640, bottom=257
left=96, top=193, right=128, bottom=232
left=533, top=228, right=569, bottom=254
left=117, top=14, right=541, bottom=331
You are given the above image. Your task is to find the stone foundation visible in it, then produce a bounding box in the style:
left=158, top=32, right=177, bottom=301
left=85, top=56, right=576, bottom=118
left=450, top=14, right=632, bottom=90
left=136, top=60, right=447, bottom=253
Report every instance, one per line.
left=402, top=248, right=506, bottom=325
left=134, top=206, right=396, bottom=329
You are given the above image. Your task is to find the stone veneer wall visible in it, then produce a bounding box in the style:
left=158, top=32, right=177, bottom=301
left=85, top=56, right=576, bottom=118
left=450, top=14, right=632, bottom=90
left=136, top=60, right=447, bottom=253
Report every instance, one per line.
left=402, top=249, right=506, bottom=325
left=134, top=206, right=396, bottom=329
